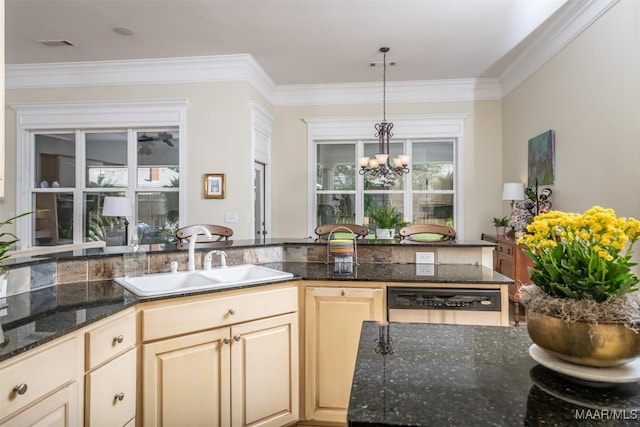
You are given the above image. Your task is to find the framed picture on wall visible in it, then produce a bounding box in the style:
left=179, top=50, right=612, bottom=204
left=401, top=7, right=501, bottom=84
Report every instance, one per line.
left=204, top=173, right=225, bottom=199
left=528, top=130, right=555, bottom=186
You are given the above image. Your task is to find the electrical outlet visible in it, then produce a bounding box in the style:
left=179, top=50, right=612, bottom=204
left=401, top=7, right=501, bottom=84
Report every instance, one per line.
left=416, top=264, right=435, bottom=276
left=416, top=252, right=435, bottom=264
left=224, top=212, right=239, bottom=223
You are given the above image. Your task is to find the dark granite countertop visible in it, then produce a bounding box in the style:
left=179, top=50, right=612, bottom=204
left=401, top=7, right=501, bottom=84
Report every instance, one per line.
left=0, top=280, right=138, bottom=362
left=348, top=322, right=640, bottom=426
left=0, top=262, right=511, bottom=363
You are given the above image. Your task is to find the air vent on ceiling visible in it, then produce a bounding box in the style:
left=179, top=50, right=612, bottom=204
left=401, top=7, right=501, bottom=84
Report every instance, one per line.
left=38, top=40, right=76, bottom=47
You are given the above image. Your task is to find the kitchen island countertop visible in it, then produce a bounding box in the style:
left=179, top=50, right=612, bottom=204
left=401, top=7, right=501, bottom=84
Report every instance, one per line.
left=348, top=321, right=640, bottom=426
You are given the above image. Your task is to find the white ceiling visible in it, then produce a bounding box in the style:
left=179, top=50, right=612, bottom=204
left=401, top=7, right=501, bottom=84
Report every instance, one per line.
left=6, top=0, right=572, bottom=86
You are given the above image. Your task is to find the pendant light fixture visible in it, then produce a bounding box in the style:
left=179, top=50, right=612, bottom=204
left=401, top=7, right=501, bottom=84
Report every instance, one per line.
left=358, top=47, right=410, bottom=186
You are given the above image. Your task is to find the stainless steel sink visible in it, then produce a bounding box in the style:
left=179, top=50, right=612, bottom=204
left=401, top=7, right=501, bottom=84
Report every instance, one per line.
left=114, top=265, right=293, bottom=297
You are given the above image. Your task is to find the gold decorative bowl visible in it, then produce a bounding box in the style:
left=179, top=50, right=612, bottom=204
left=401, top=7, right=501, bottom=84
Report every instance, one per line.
left=526, top=310, right=640, bottom=367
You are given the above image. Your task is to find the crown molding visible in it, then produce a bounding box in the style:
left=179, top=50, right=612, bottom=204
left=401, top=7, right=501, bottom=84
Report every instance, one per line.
left=5, top=0, right=616, bottom=104
left=500, top=0, right=619, bottom=96
left=6, top=54, right=276, bottom=103
left=273, top=78, right=502, bottom=105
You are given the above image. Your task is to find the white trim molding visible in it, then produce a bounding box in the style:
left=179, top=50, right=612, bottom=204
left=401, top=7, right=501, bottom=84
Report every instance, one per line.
left=11, top=99, right=189, bottom=248
left=274, top=78, right=502, bottom=105
left=304, top=114, right=468, bottom=140
left=4, top=0, right=616, bottom=104
left=304, top=113, right=468, bottom=238
left=6, top=54, right=276, bottom=104
left=500, top=0, right=619, bottom=95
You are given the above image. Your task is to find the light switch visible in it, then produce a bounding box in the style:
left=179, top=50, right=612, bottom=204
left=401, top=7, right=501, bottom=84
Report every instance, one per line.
left=224, top=212, right=239, bottom=223
left=416, top=252, right=435, bottom=264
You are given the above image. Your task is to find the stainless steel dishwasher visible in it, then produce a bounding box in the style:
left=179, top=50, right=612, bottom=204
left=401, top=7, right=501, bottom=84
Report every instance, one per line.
left=387, top=287, right=502, bottom=326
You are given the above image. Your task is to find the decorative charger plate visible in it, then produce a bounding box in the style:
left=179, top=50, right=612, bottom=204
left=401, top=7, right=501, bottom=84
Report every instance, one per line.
left=529, top=344, right=640, bottom=385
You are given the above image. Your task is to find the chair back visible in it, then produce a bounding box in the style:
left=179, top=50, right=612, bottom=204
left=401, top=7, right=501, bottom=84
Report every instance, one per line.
left=399, top=224, right=456, bottom=242
left=315, top=223, right=369, bottom=241
left=175, top=224, right=233, bottom=242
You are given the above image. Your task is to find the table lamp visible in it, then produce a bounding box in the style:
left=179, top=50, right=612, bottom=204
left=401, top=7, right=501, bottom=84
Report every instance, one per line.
left=502, top=183, right=525, bottom=209
left=102, top=196, right=133, bottom=245
left=502, top=183, right=525, bottom=234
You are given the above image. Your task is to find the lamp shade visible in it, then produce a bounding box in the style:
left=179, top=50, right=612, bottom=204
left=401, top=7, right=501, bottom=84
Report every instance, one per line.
left=102, top=196, right=133, bottom=217
left=502, top=183, right=524, bottom=201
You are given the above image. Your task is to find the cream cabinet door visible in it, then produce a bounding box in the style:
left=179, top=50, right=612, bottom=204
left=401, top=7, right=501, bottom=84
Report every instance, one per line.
left=85, top=348, right=136, bottom=427
left=142, top=328, right=231, bottom=427
left=230, top=312, right=299, bottom=427
left=304, top=286, right=384, bottom=423
left=0, top=382, right=79, bottom=427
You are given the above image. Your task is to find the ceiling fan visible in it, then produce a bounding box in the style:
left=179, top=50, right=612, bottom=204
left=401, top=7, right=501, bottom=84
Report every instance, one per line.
left=137, top=132, right=177, bottom=147
left=137, top=132, right=178, bottom=156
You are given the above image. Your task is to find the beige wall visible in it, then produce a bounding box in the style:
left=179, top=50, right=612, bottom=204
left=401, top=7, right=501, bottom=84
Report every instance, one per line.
left=7, top=1, right=633, bottom=243
left=271, top=100, right=503, bottom=240
left=502, top=0, right=640, bottom=219
left=3, top=82, right=258, bottom=239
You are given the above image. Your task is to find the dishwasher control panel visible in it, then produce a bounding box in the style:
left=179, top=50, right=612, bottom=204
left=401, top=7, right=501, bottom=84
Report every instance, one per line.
left=387, top=287, right=501, bottom=311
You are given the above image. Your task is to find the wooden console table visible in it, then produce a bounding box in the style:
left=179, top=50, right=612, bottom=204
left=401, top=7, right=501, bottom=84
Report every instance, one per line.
left=481, top=233, right=533, bottom=325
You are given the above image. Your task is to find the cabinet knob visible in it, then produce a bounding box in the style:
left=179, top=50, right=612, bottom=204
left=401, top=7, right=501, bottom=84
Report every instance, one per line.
left=233, top=335, right=241, bottom=342
left=228, top=309, right=236, bottom=315
left=114, top=392, right=125, bottom=402
left=113, top=335, right=124, bottom=344
left=13, top=383, right=28, bottom=395
left=223, top=338, right=231, bottom=344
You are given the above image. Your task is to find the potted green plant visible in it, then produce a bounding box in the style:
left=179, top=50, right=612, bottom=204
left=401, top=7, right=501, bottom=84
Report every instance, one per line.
left=0, top=211, right=35, bottom=292
left=492, top=216, right=509, bottom=236
left=518, top=206, right=640, bottom=367
left=368, top=203, right=407, bottom=239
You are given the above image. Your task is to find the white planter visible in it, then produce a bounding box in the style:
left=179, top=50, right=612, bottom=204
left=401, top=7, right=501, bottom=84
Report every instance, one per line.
left=375, top=228, right=395, bottom=239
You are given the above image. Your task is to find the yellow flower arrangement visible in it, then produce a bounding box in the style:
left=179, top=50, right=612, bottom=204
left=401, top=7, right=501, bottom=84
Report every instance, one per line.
left=519, top=206, right=640, bottom=302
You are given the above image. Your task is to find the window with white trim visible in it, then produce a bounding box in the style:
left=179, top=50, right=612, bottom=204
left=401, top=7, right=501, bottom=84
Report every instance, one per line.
left=13, top=100, right=187, bottom=248
left=306, top=115, right=465, bottom=238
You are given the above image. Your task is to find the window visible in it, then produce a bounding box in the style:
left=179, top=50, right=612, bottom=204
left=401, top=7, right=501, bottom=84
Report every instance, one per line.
left=31, top=130, right=179, bottom=247
left=306, top=115, right=466, bottom=238
left=14, top=100, right=187, bottom=249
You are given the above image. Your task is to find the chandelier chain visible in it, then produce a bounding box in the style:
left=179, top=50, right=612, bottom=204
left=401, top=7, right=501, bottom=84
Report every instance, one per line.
left=382, top=48, right=387, bottom=122
left=358, top=46, right=410, bottom=187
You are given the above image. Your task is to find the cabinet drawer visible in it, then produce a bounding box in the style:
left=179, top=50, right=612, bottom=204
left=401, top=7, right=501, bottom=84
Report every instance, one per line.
left=141, top=285, right=298, bottom=342
left=496, top=243, right=513, bottom=257
left=0, top=336, right=79, bottom=420
left=85, top=308, right=136, bottom=370
left=85, top=348, right=137, bottom=427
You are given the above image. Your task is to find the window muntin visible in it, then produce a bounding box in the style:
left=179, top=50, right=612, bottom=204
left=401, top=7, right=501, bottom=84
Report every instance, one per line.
left=316, top=143, right=356, bottom=191
left=363, top=140, right=405, bottom=190
left=30, top=129, right=180, bottom=247
left=137, top=191, right=180, bottom=244
left=314, top=138, right=456, bottom=232
left=35, top=133, right=76, bottom=188
left=411, top=141, right=455, bottom=226
left=137, top=131, right=180, bottom=188
left=86, top=132, right=128, bottom=188
left=34, top=193, right=74, bottom=246
left=317, top=194, right=356, bottom=225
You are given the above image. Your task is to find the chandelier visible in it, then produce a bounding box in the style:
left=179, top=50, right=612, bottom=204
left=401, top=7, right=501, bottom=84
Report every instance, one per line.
left=358, top=47, right=410, bottom=186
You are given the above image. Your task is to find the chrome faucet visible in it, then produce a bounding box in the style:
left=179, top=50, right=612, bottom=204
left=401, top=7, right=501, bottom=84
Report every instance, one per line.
left=188, top=226, right=213, bottom=271
left=204, top=250, right=227, bottom=270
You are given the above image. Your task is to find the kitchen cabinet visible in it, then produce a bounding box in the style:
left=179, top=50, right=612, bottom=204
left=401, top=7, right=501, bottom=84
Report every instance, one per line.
left=0, top=335, right=81, bottom=426
left=304, top=284, right=384, bottom=424
left=482, top=233, right=533, bottom=324
left=84, top=307, right=137, bottom=427
left=140, top=284, right=299, bottom=426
